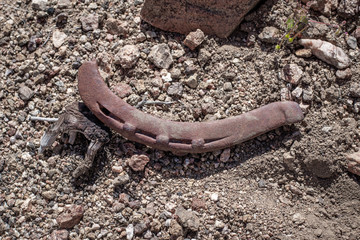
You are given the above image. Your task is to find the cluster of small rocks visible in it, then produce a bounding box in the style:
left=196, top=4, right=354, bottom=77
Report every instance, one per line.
left=0, top=0, right=359, bottom=239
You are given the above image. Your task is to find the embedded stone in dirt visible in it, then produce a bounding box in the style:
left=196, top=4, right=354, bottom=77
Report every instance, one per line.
left=346, top=36, right=357, bottom=50
left=219, top=148, right=231, bottom=162
left=304, top=157, right=334, bottom=179
left=175, top=206, right=200, bottom=231
left=52, top=29, right=67, bottom=48
left=140, top=0, right=262, bottom=38
left=191, top=197, right=206, bottom=210
left=115, top=45, right=140, bottom=69
left=258, top=26, right=280, bottom=43
left=169, top=220, right=183, bottom=238
left=148, top=44, right=173, bottom=69
left=338, top=0, right=359, bottom=18
left=335, top=68, right=352, bottom=80
left=42, top=190, right=56, bottom=200
left=346, top=151, right=360, bottom=176
left=134, top=222, right=148, bottom=235
left=56, top=205, right=84, bottom=229
left=167, top=82, right=183, bottom=96
left=295, top=49, right=312, bottom=58
left=113, top=172, right=130, bottom=186
left=57, top=0, right=72, bottom=9
left=80, top=14, right=99, bottom=31
left=32, top=0, right=48, bottom=11
left=283, top=64, right=303, bottom=85
left=183, top=29, right=205, bottom=50
left=114, top=83, right=133, bottom=98
left=49, top=230, right=69, bottom=240
left=128, top=154, right=150, bottom=171
left=349, top=83, right=360, bottom=98
left=299, top=39, right=351, bottom=69
left=354, top=27, right=360, bottom=42
left=18, top=86, right=34, bottom=101
left=106, top=18, right=128, bottom=36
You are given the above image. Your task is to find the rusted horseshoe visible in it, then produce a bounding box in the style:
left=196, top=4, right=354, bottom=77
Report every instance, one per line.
left=78, top=60, right=304, bottom=154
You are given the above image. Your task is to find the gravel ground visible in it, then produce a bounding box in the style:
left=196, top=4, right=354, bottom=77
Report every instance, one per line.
left=0, top=0, right=360, bottom=239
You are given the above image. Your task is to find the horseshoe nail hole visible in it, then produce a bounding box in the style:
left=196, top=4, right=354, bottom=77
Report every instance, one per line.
left=205, top=137, right=224, bottom=144
left=169, top=138, right=192, bottom=145
left=98, top=103, right=124, bottom=123
left=135, top=129, right=157, bottom=140
left=99, top=104, right=111, bottom=116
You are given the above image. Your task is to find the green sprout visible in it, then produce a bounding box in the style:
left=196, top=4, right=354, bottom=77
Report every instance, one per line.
left=275, top=1, right=348, bottom=51
left=276, top=8, right=309, bottom=50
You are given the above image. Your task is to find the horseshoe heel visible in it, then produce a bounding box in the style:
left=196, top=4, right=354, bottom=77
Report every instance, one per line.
left=78, top=60, right=304, bottom=154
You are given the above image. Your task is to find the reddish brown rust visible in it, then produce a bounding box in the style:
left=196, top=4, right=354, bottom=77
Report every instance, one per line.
left=78, top=60, right=304, bottom=154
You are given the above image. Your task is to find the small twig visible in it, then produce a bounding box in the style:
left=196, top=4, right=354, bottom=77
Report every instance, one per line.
left=42, top=29, right=53, bottom=47
left=30, top=116, right=59, bottom=122
left=135, top=93, right=148, bottom=109
left=143, top=101, right=175, bottom=106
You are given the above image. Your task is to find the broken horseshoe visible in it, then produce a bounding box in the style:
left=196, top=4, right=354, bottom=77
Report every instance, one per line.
left=78, top=60, right=304, bottom=154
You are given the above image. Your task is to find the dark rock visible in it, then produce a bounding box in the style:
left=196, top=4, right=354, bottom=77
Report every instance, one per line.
left=129, top=200, right=141, bottom=209
left=47, top=7, right=55, bottom=15
left=140, top=0, right=262, bottom=38
left=304, top=157, right=334, bottom=178
left=72, top=61, right=81, bottom=69
left=56, top=13, right=68, bottom=28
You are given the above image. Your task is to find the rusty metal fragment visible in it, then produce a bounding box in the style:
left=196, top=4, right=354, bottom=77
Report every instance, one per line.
left=78, top=61, right=304, bottom=155
left=39, top=102, right=111, bottom=177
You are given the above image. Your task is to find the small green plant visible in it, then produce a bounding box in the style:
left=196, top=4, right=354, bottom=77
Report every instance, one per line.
left=276, top=1, right=348, bottom=50
left=275, top=6, right=309, bottom=50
